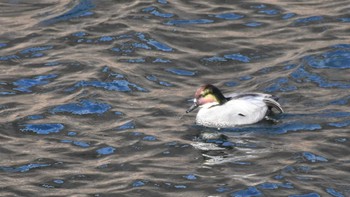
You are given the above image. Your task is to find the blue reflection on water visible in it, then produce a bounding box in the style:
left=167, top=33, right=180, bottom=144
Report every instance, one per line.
left=146, top=75, right=174, bottom=87
left=183, top=174, right=197, bottom=180
left=67, top=131, right=77, bottom=136
left=96, top=146, right=116, bottom=155
left=338, top=18, right=350, bottom=22
left=224, top=54, right=251, bottom=63
left=222, top=122, right=321, bottom=134
left=40, top=0, right=95, bottom=25
left=21, top=123, right=64, bottom=135
left=26, top=114, right=44, bottom=120
left=51, top=99, right=111, bottom=115
left=174, top=185, right=187, bottom=189
left=245, top=21, right=263, bottom=27
left=99, top=36, right=114, bottom=42
left=328, top=120, right=350, bottom=128
left=283, top=165, right=311, bottom=174
left=68, top=80, right=148, bottom=92
left=239, top=75, right=253, bottom=81
left=293, top=16, right=324, bottom=25
left=132, top=42, right=151, bottom=50
left=216, top=187, right=231, bottom=193
left=0, top=91, right=15, bottom=95
left=334, top=138, right=347, bottom=143
left=142, top=135, right=157, bottom=141
left=115, top=121, right=135, bottom=130
left=164, top=19, right=214, bottom=26
left=265, top=77, right=297, bottom=93
left=157, top=0, right=167, bottom=4
left=43, top=61, right=60, bottom=67
left=288, top=192, right=320, bottom=197
left=72, top=31, right=87, bottom=37
left=132, top=180, right=147, bottom=187
left=69, top=31, right=173, bottom=53
left=231, top=186, right=262, bottom=197
left=202, top=56, right=227, bottom=62
left=0, top=54, right=20, bottom=61
left=0, top=43, right=7, bottom=48
left=258, top=9, right=280, bottom=15
left=203, top=53, right=250, bottom=63
left=291, top=66, right=350, bottom=89
left=0, top=163, right=51, bottom=173
left=53, top=179, right=64, bottom=184
left=121, top=58, right=146, bottom=63
left=213, top=13, right=244, bottom=20
left=142, top=6, right=174, bottom=18
left=282, top=13, right=296, bottom=20
left=166, top=68, right=196, bottom=76
left=333, top=44, right=350, bottom=49
left=136, top=32, right=173, bottom=52
left=13, top=74, right=58, bottom=93
left=61, top=139, right=90, bottom=148
left=101, top=66, right=124, bottom=78
left=257, top=182, right=294, bottom=190
left=329, top=95, right=350, bottom=105
left=224, top=81, right=239, bottom=87
left=300, top=152, right=328, bottom=163
left=326, top=188, right=345, bottom=197
left=20, top=45, right=53, bottom=55
left=304, top=49, right=350, bottom=69
left=153, top=58, right=171, bottom=63
left=250, top=4, right=266, bottom=9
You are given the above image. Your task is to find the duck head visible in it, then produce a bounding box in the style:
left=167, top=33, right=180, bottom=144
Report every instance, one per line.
left=186, top=84, right=227, bottom=113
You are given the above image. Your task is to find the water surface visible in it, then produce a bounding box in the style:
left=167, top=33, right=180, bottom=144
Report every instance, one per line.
left=0, top=0, right=349, bottom=196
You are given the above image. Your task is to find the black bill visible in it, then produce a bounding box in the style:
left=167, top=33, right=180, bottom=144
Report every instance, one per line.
left=186, top=103, right=198, bottom=113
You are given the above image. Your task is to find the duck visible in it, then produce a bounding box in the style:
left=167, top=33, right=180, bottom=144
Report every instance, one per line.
left=186, top=84, right=284, bottom=128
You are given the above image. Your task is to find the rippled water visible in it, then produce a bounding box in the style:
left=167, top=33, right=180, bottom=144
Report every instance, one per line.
left=0, top=0, right=349, bottom=196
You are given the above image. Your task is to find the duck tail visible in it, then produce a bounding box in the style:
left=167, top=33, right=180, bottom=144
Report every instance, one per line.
left=264, top=97, right=284, bottom=113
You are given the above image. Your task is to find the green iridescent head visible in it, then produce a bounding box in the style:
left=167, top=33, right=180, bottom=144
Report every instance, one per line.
left=186, top=84, right=227, bottom=113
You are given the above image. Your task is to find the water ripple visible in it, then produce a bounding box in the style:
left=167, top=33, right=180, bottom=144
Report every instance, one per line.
left=299, top=152, right=328, bottom=163
left=305, top=48, right=350, bottom=69
left=0, top=163, right=51, bottom=173
left=136, top=32, right=173, bottom=52
left=1, top=0, right=349, bottom=196
left=166, top=68, right=196, bottom=76
left=96, top=146, right=117, bottom=155
left=212, top=13, right=244, bottom=20
left=61, top=139, right=90, bottom=148
left=115, top=121, right=135, bottom=131
left=291, top=66, right=350, bottom=89
left=288, top=193, right=320, bottom=197
left=40, top=0, right=95, bottom=25
left=164, top=19, right=214, bottom=26
left=222, top=122, right=322, bottom=134
left=326, top=188, right=345, bottom=197
left=142, top=6, right=174, bottom=18
left=21, top=123, right=64, bottom=135
left=51, top=100, right=111, bottom=115
left=293, top=16, right=324, bottom=26
left=231, top=186, right=262, bottom=197
left=13, top=74, right=57, bottom=93
left=68, top=80, right=148, bottom=92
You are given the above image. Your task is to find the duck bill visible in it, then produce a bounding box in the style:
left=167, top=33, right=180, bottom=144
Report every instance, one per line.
left=186, top=103, right=198, bottom=113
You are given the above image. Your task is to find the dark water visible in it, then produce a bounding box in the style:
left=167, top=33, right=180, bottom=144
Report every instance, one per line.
left=0, top=0, right=349, bottom=196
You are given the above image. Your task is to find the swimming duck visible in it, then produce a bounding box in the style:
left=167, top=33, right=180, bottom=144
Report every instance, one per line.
left=186, top=84, right=284, bottom=128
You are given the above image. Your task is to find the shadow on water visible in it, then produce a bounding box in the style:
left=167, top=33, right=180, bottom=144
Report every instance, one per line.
left=0, top=0, right=349, bottom=196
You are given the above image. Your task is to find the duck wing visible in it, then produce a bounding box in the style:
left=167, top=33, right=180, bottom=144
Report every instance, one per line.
left=224, top=92, right=284, bottom=113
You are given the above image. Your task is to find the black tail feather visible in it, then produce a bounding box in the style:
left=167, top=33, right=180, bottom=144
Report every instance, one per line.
left=264, top=98, right=284, bottom=113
